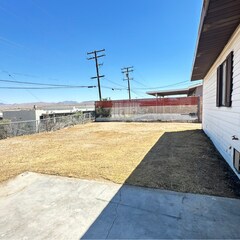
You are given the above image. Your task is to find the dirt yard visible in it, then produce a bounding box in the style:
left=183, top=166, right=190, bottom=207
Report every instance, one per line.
left=1, top=122, right=240, bottom=198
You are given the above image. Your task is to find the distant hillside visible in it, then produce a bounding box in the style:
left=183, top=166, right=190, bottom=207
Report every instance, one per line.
left=0, top=101, right=95, bottom=111
left=57, top=101, right=79, bottom=105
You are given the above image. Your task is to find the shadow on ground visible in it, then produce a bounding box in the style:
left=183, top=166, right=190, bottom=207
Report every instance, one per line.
left=81, top=129, right=240, bottom=239
left=125, top=129, right=240, bottom=198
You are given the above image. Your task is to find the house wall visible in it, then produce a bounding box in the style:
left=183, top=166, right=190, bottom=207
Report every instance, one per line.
left=3, top=110, right=46, bottom=132
left=203, top=24, right=240, bottom=179
left=35, top=110, right=46, bottom=121
left=3, top=110, right=36, bottom=122
left=3, top=109, right=46, bottom=122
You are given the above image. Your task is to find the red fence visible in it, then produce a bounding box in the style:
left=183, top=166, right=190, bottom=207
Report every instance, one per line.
left=95, top=97, right=201, bottom=122
left=95, top=97, right=198, bottom=108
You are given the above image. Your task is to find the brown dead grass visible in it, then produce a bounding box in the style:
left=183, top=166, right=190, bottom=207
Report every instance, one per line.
left=0, top=122, right=201, bottom=183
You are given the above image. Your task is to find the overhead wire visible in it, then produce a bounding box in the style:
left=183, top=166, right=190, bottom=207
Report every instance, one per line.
left=131, top=89, right=147, bottom=98
left=133, top=80, right=190, bottom=90
left=0, top=86, right=96, bottom=89
left=0, top=78, right=96, bottom=88
left=1, top=70, right=44, bottom=102
left=104, top=77, right=127, bottom=89
left=101, top=85, right=126, bottom=91
left=132, top=79, right=148, bottom=88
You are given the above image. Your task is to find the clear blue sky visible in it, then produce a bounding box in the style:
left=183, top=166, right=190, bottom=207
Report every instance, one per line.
left=0, top=0, right=202, bottom=104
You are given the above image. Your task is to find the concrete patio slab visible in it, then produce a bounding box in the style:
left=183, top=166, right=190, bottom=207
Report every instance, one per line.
left=0, top=172, right=240, bottom=239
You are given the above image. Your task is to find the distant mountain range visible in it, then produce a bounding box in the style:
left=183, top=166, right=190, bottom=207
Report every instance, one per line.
left=0, top=101, right=95, bottom=111
left=57, top=101, right=79, bottom=105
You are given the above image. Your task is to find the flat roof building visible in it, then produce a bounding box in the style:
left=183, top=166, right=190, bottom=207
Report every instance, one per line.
left=146, top=84, right=202, bottom=98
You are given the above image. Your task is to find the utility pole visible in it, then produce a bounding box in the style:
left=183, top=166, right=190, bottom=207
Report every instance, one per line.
left=122, top=66, right=134, bottom=100
left=87, top=49, right=105, bottom=101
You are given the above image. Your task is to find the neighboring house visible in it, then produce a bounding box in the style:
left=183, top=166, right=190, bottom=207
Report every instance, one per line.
left=191, top=0, right=240, bottom=178
left=146, top=83, right=203, bottom=122
left=3, top=109, right=46, bottom=133
left=3, top=107, right=93, bottom=130
left=3, top=106, right=95, bottom=122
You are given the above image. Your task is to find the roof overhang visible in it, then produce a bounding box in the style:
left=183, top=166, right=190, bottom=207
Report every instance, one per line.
left=191, top=0, right=240, bottom=81
left=147, top=88, right=189, bottom=97
left=146, top=83, right=202, bottom=97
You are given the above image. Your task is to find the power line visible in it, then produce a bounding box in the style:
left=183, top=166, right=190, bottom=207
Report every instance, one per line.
left=122, top=66, right=134, bottom=100
left=0, top=69, right=42, bottom=102
left=131, top=89, right=147, bottom=98
left=0, top=78, right=124, bottom=91
left=101, top=85, right=126, bottom=91
left=132, top=80, right=190, bottom=90
left=1, top=70, right=38, bottom=79
left=0, top=86, right=96, bottom=89
left=104, top=78, right=127, bottom=89
left=0, top=69, right=94, bottom=86
left=0, top=78, right=95, bottom=88
left=1, top=68, right=125, bottom=89
left=87, top=49, right=106, bottom=101
left=132, top=79, right=148, bottom=88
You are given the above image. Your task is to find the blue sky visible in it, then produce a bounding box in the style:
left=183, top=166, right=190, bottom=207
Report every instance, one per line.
left=0, top=0, right=202, bottom=104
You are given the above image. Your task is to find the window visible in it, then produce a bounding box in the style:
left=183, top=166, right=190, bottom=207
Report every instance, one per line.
left=216, top=51, right=233, bottom=107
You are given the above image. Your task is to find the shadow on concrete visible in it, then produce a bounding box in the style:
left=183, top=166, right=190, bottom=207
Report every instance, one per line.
left=81, top=129, right=240, bottom=239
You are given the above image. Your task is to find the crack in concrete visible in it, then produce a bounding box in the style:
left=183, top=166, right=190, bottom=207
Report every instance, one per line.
left=105, top=190, right=122, bottom=239
left=96, top=186, right=109, bottom=199
left=96, top=194, right=181, bottom=221
left=0, top=186, right=27, bottom=198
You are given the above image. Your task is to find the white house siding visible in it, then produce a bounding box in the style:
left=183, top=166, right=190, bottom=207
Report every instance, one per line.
left=203, top=24, right=240, bottom=179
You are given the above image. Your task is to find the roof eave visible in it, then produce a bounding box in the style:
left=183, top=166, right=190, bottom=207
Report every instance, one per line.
left=191, top=0, right=210, bottom=81
left=190, top=0, right=240, bottom=81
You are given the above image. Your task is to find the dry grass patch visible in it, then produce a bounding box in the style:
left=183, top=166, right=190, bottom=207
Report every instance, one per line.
left=0, top=122, right=200, bottom=183
left=1, top=122, right=240, bottom=198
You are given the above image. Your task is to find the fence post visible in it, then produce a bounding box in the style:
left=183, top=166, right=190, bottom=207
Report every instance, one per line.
left=94, top=101, right=97, bottom=121
left=46, top=119, right=48, bottom=132
left=36, top=120, right=39, bottom=133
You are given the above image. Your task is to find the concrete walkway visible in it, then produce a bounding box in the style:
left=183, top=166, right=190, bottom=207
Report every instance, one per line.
left=0, top=172, right=240, bottom=239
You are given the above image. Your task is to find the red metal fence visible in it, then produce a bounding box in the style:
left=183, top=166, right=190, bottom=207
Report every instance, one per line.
left=96, top=97, right=198, bottom=108
left=95, top=97, right=201, bottom=122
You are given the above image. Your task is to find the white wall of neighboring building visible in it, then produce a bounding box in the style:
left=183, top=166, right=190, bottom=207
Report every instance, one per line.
left=3, top=109, right=46, bottom=122
left=2, top=109, right=87, bottom=122
left=35, top=110, right=46, bottom=121
left=3, top=110, right=37, bottom=122
left=203, top=24, right=240, bottom=179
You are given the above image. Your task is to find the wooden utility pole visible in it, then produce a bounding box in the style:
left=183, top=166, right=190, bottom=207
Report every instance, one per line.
left=87, top=49, right=105, bottom=101
left=122, top=66, right=134, bottom=100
